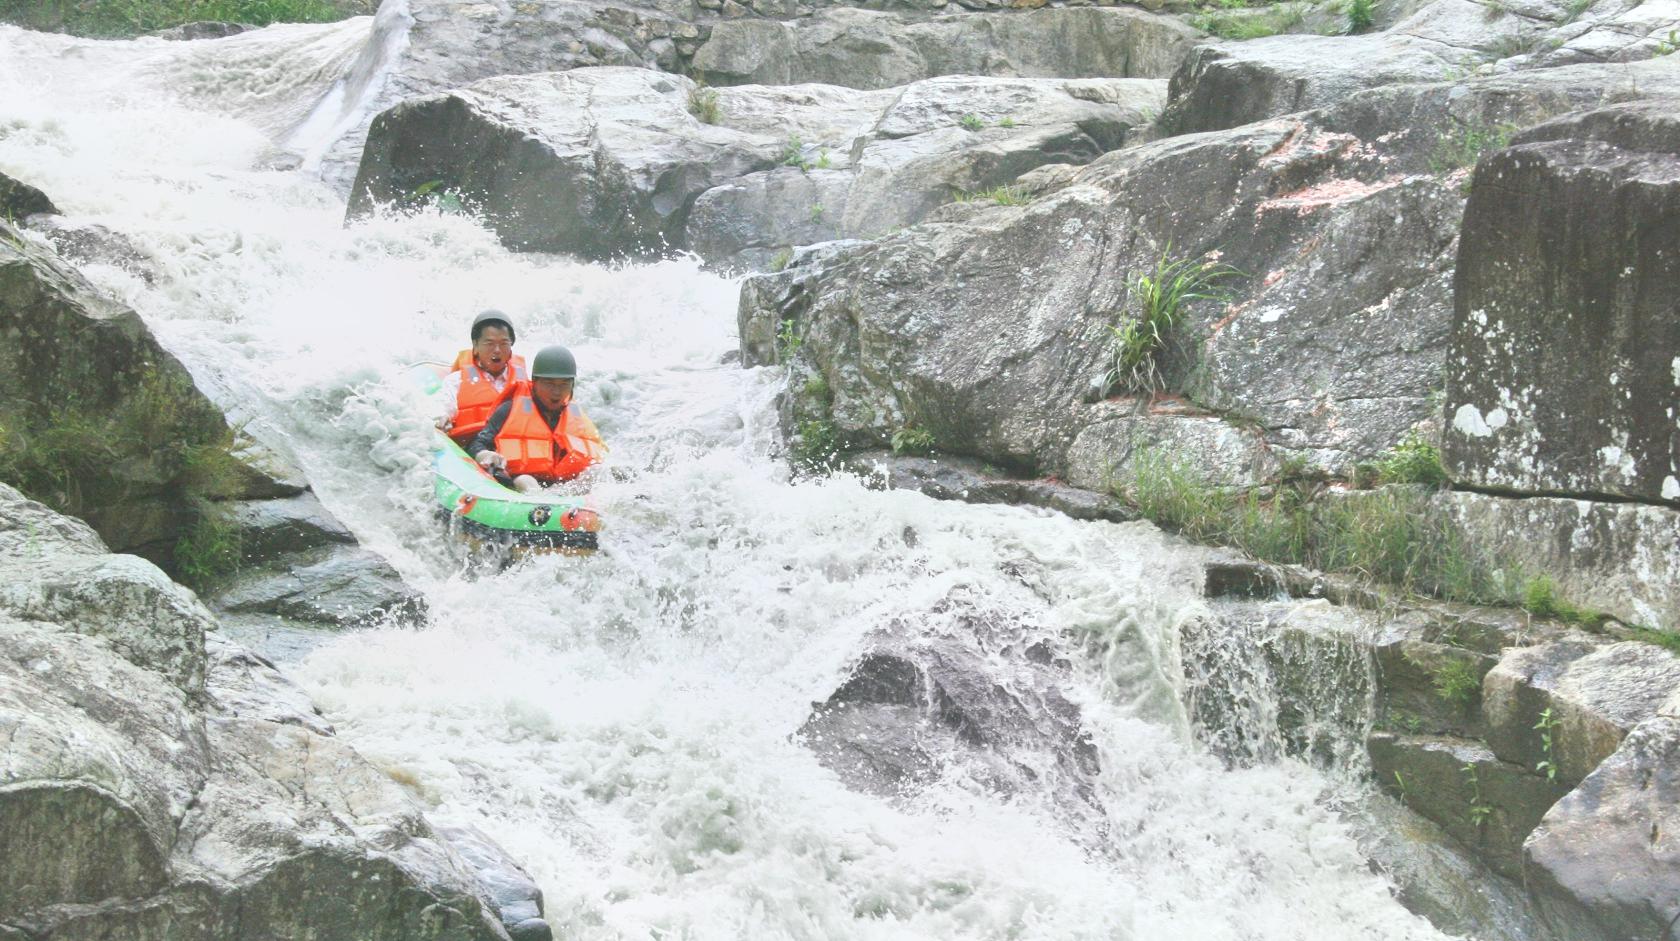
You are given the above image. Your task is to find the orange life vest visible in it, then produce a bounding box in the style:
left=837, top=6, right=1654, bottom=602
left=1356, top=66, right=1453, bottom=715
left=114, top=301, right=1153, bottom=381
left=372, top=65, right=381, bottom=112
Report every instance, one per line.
left=448, top=355, right=528, bottom=445
left=493, top=385, right=607, bottom=482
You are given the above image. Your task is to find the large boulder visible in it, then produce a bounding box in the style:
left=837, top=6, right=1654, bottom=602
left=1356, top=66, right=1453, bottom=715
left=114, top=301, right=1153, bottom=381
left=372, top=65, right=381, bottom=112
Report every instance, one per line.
left=1444, top=100, right=1680, bottom=505
left=741, top=64, right=1671, bottom=476
left=690, top=74, right=1164, bottom=268
left=0, top=218, right=229, bottom=562
left=692, top=6, right=1199, bottom=88
left=350, top=68, right=1160, bottom=268
left=1161, top=0, right=1680, bottom=136
left=0, top=497, right=538, bottom=940
left=1524, top=716, right=1680, bottom=940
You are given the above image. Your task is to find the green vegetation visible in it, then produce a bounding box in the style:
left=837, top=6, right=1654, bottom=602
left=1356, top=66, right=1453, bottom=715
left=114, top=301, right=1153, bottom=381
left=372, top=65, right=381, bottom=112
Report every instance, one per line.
left=815, top=150, right=832, bottom=170
left=781, top=136, right=813, bottom=171
left=0, top=0, right=355, bottom=37
left=1344, top=0, right=1375, bottom=33
left=1533, top=707, right=1561, bottom=782
left=769, top=248, right=794, bottom=272
left=808, top=203, right=826, bottom=223
left=1560, top=0, right=1592, bottom=24
left=890, top=425, right=936, bottom=456
left=0, top=369, right=244, bottom=588
left=410, top=180, right=465, bottom=215
left=776, top=317, right=802, bottom=360
left=1461, top=762, right=1494, bottom=828
left=1104, top=246, right=1240, bottom=395
left=1191, top=5, right=1305, bottom=40
left=1654, top=29, right=1679, bottom=56
left=959, top=113, right=985, bottom=132
left=1630, top=626, right=1680, bottom=655
left=790, top=418, right=840, bottom=471
left=1432, top=658, right=1481, bottom=710
left=802, top=375, right=830, bottom=401
left=1429, top=119, right=1516, bottom=174
left=1522, top=574, right=1591, bottom=624
left=687, top=84, right=721, bottom=125
left=998, top=117, right=1017, bottom=129
left=1366, top=432, right=1449, bottom=487
left=953, top=184, right=1032, bottom=207
left=1115, top=447, right=1526, bottom=604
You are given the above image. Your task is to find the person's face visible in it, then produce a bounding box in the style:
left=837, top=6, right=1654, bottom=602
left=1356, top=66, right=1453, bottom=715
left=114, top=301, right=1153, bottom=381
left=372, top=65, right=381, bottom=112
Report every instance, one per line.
left=473, top=325, right=513, bottom=375
left=532, top=376, right=574, bottom=411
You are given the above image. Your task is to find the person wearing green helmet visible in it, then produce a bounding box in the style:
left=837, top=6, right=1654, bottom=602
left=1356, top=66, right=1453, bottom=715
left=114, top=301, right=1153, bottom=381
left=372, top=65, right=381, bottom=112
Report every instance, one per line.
left=469, top=345, right=607, bottom=493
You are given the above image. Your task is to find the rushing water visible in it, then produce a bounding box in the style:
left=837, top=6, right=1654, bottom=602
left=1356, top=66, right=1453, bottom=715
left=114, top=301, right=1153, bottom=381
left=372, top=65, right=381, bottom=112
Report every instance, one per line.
left=0, top=19, right=1467, bottom=940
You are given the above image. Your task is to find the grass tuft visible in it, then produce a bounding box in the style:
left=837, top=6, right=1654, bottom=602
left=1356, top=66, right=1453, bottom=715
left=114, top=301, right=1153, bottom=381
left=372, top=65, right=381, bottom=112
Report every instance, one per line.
left=1104, top=246, right=1241, bottom=395
left=890, top=425, right=936, bottom=456
left=687, top=84, right=721, bottom=125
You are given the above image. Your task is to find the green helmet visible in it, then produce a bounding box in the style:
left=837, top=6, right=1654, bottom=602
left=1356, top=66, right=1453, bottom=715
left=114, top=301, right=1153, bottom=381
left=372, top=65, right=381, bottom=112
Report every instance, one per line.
left=471, top=309, right=516, bottom=343
left=530, top=345, right=578, bottom=379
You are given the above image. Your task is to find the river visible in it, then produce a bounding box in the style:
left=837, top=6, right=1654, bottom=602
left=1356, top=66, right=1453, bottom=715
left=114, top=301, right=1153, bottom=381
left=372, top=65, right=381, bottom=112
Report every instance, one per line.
left=0, top=15, right=1465, bottom=939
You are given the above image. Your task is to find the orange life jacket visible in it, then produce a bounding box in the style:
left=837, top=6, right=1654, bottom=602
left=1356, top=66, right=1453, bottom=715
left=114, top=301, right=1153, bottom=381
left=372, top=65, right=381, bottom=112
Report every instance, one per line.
left=448, top=355, right=528, bottom=445
left=493, top=385, right=607, bottom=482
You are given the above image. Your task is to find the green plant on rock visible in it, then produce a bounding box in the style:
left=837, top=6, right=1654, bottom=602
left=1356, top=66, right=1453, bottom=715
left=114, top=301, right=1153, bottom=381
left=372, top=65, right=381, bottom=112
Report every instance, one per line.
left=1191, top=5, right=1305, bottom=40
left=1533, top=707, right=1561, bottom=781
left=1373, top=432, right=1448, bottom=486
left=1344, top=0, right=1376, bottom=33
left=1654, top=29, right=1679, bottom=56
left=1392, top=770, right=1410, bottom=804
left=1104, top=245, right=1240, bottom=395
left=776, top=317, right=802, bottom=360
left=959, top=113, right=985, bottom=132
left=781, top=135, right=812, bottom=171
left=790, top=418, right=840, bottom=471
left=802, top=375, right=830, bottom=402
left=1560, top=0, right=1592, bottom=23
left=998, top=116, right=1017, bottom=128
left=808, top=203, right=826, bottom=223
left=1522, top=574, right=1592, bottom=624
left=1432, top=658, right=1481, bottom=711
left=410, top=179, right=464, bottom=215
left=1630, top=626, right=1680, bottom=655
left=174, top=504, right=244, bottom=589
left=815, top=149, right=832, bottom=170
left=890, top=425, right=936, bottom=456
left=769, top=248, right=794, bottom=272
left=1461, top=762, right=1495, bottom=827
left=687, top=84, right=722, bottom=124
left=954, top=184, right=1032, bottom=206
left=1429, top=118, right=1516, bottom=174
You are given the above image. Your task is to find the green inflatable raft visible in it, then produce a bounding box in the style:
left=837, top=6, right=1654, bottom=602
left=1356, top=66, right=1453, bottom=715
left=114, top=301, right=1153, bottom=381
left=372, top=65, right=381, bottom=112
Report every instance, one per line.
left=414, top=364, right=602, bottom=553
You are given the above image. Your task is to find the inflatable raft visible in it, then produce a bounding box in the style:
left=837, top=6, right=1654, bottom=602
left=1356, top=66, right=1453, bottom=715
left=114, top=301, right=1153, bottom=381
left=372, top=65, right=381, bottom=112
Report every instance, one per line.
left=414, top=364, right=602, bottom=553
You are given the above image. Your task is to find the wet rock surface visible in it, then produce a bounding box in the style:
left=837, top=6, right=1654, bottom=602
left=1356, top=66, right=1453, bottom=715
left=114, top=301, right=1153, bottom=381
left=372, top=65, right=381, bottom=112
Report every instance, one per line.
left=0, top=490, right=541, bottom=941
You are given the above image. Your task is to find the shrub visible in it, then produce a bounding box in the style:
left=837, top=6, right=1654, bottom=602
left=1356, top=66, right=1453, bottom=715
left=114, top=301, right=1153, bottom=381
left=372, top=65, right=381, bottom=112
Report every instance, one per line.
left=687, top=85, right=721, bottom=124
left=1372, top=432, right=1448, bottom=486
left=959, top=113, right=985, bottom=131
left=1104, top=246, right=1240, bottom=395
left=1345, top=0, right=1375, bottom=33
left=791, top=419, right=840, bottom=471
left=890, top=425, right=936, bottom=456
left=1191, top=5, right=1304, bottom=39
left=0, top=0, right=351, bottom=37
left=1432, top=658, right=1481, bottom=710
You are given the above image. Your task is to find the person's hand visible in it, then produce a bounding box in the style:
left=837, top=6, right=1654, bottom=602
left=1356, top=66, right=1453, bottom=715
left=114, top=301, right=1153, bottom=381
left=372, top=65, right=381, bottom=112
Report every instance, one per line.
left=475, top=450, right=507, bottom=472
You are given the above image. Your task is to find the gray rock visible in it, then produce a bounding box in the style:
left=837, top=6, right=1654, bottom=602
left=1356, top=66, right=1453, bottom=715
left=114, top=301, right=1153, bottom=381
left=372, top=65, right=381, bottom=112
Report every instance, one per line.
left=838, top=449, right=1137, bottom=521
left=294, top=0, right=696, bottom=190
left=1433, top=490, right=1680, bottom=631
left=203, top=632, right=334, bottom=735
left=351, top=68, right=1158, bottom=268
left=22, top=215, right=161, bottom=285
left=1065, top=399, right=1273, bottom=490
left=1524, top=716, right=1680, bottom=940
left=742, top=59, right=1680, bottom=477
left=1519, top=0, right=1680, bottom=68
left=693, top=6, right=1199, bottom=88
left=436, top=824, right=552, bottom=941
left=695, top=75, right=1163, bottom=267
left=211, top=543, right=424, bottom=626
left=1444, top=100, right=1680, bottom=505
left=348, top=69, right=789, bottom=260
left=149, top=21, right=254, bottom=40
left=0, top=170, right=56, bottom=218
left=0, top=217, right=229, bottom=563
left=228, top=494, right=356, bottom=562
left=0, top=483, right=214, bottom=692
left=1367, top=732, right=1568, bottom=879
left=1482, top=639, right=1680, bottom=785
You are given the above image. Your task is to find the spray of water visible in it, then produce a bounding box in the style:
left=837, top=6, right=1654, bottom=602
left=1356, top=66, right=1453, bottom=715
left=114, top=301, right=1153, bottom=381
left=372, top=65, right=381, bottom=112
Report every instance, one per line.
left=0, top=21, right=1458, bottom=940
